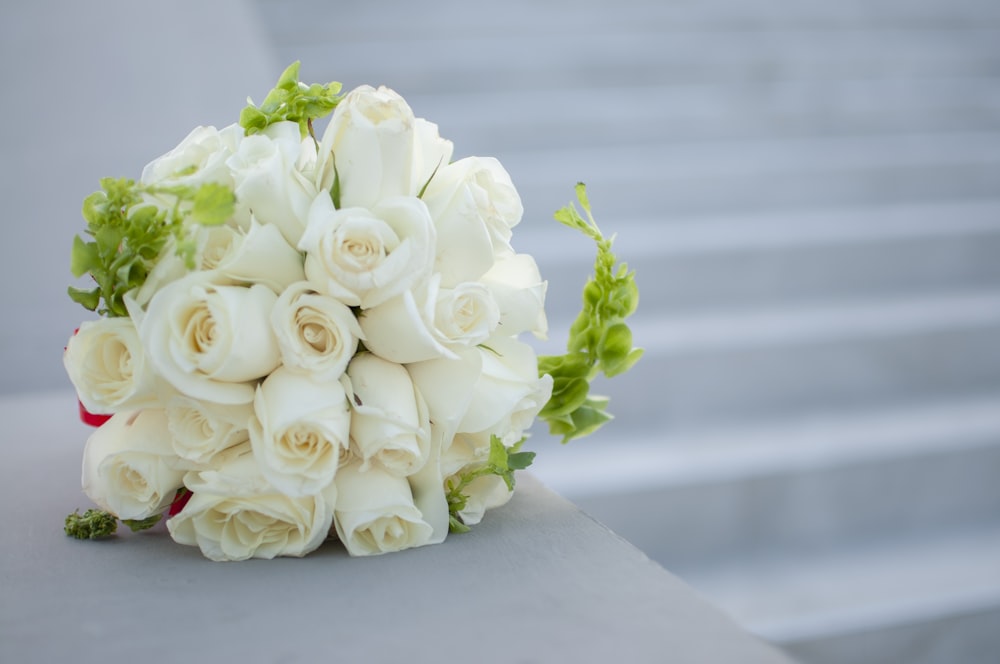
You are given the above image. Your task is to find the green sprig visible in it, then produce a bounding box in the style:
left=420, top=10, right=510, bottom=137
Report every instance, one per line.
left=446, top=437, right=535, bottom=533
left=240, top=61, right=343, bottom=140
left=537, top=184, right=643, bottom=443
left=68, top=177, right=235, bottom=317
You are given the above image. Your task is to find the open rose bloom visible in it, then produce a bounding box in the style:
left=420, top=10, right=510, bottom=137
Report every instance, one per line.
left=64, top=79, right=553, bottom=561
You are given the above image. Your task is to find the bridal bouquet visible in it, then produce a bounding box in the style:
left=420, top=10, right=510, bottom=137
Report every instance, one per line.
left=63, top=63, right=641, bottom=561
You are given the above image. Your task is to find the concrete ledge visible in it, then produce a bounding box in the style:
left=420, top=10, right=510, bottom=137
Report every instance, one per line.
left=0, top=391, right=793, bottom=664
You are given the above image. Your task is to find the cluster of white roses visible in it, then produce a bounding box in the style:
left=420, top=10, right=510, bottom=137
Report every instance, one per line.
left=64, top=84, right=553, bottom=561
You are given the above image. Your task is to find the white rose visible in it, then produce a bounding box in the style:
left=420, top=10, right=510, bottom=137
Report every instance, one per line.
left=315, top=85, right=453, bottom=210
left=140, top=274, right=282, bottom=404
left=132, top=238, right=193, bottom=307
left=168, top=444, right=337, bottom=561
left=166, top=396, right=252, bottom=466
left=346, top=353, right=431, bottom=477
left=439, top=432, right=513, bottom=527
left=134, top=220, right=306, bottom=306
left=445, top=471, right=512, bottom=528
left=227, top=121, right=320, bottom=246
left=64, top=318, right=167, bottom=414
left=299, top=194, right=435, bottom=308
left=481, top=252, right=548, bottom=339
left=422, top=156, right=524, bottom=285
left=201, top=219, right=306, bottom=293
left=440, top=430, right=491, bottom=478
left=459, top=335, right=552, bottom=439
left=271, top=281, right=362, bottom=381
left=333, top=460, right=433, bottom=556
left=358, top=276, right=499, bottom=364
left=141, top=124, right=242, bottom=189
left=249, top=367, right=351, bottom=497
left=436, top=281, right=501, bottom=347
left=405, top=350, right=484, bottom=544
left=82, top=410, right=185, bottom=520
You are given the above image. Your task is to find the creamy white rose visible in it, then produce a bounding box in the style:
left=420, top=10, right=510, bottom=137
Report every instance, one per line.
left=227, top=121, right=319, bottom=246
left=440, top=430, right=491, bottom=478
left=422, top=156, right=524, bottom=285
left=481, top=251, right=548, bottom=339
left=359, top=276, right=499, bottom=364
left=459, top=335, right=553, bottom=441
left=346, top=353, right=431, bottom=477
left=200, top=219, right=306, bottom=292
left=64, top=318, right=167, bottom=414
left=249, top=367, right=351, bottom=497
left=82, top=410, right=185, bottom=520
left=135, top=219, right=306, bottom=306
left=166, top=396, right=252, bottom=466
left=169, top=444, right=337, bottom=561
left=299, top=194, right=435, bottom=308
left=141, top=124, right=241, bottom=189
left=333, top=460, right=433, bottom=556
left=315, top=85, right=453, bottom=210
left=445, top=471, right=512, bottom=527
left=271, top=281, right=362, bottom=381
left=405, top=349, right=484, bottom=544
left=140, top=274, right=282, bottom=404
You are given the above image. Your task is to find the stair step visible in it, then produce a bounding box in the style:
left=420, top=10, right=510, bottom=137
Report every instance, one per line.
left=270, top=24, right=1000, bottom=95
left=505, top=131, right=1000, bottom=218
left=524, top=199, right=1000, bottom=316
left=409, top=76, right=1000, bottom=153
left=530, top=392, right=1000, bottom=566
left=677, top=525, right=1000, bottom=664
left=257, top=0, right=1000, bottom=43
left=532, top=289, right=1000, bottom=429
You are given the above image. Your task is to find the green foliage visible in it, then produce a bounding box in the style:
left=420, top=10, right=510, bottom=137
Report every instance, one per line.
left=538, top=184, right=643, bottom=443
left=122, top=514, right=162, bottom=532
left=445, top=437, right=535, bottom=533
left=64, top=509, right=118, bottom=540
left=68, top=177, right=236, bottom=317
left=240, top=61, right=343, bottom=140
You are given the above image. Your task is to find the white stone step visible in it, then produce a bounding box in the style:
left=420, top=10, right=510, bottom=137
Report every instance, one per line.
left=523, top=199, right=1000, bottom=316
left=504, top=131, right=1000, bottom=218
left=530, top=390, right=1000, bottom=565
left=407, top=76, right=1000, bottom=153
left=256, top=0, right=1000, bottom=41
left=678, top=524, right=1000, bottom=664
left=531, top=289, right=1000, bottom=429
left=261, top=14, right=1000, bottom=95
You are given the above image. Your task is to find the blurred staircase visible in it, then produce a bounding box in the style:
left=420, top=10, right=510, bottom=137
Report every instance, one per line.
left=251, top=1, right=1000, bottom=661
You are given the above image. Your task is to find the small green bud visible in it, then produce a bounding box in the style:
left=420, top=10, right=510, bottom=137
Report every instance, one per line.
left=65, top=509, right=119, bottom=540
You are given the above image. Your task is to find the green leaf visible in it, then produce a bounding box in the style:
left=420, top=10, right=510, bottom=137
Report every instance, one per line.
left=330, top=160, right=342, bottom=209
left=122, top=514, right=162, bottom=532
left=598, top=322, right=634, bottom=377
left=540, top=376, right=590, bottom=418
left=67, top=286, right=100, bottom=311
left=507, top=450, right=536, bottom=471
left=563, top=399, right=614, bottom=443
left=69, top=235, right=98, bottom=278
left=449, top=514, right=471, bottom=534
left=190, top=182, right=236, bottom=226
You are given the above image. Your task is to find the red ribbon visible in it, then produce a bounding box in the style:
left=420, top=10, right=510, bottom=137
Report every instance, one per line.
left=78, top=401, right=112, bottom=427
